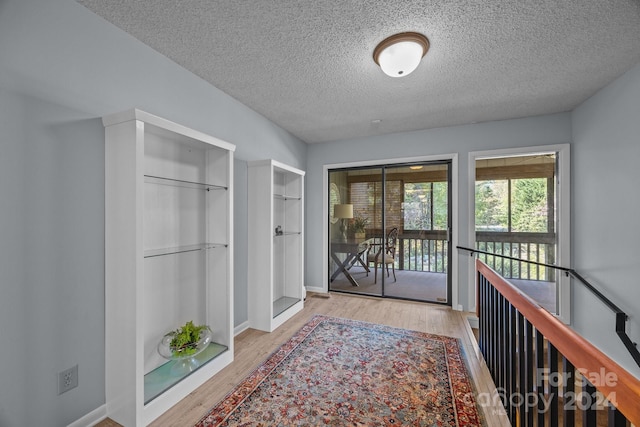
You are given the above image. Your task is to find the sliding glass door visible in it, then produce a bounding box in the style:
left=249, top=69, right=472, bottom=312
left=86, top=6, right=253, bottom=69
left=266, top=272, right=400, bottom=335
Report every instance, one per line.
left=328, top=161, right=451, bottom=304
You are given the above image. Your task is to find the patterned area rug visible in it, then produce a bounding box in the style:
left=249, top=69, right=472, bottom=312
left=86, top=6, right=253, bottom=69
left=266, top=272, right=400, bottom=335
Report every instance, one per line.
left=196, top=315, right=484, bottom=426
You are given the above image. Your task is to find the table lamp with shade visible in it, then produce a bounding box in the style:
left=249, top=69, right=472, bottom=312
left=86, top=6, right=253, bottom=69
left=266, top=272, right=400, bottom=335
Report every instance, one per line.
left=333, top=204, right=353, bottom=241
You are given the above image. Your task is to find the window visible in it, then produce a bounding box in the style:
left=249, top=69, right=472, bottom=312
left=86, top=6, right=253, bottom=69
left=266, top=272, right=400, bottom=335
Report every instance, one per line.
left=475, top=177, right=549, bottom=233
left=404, top=182, right=448, bottom=231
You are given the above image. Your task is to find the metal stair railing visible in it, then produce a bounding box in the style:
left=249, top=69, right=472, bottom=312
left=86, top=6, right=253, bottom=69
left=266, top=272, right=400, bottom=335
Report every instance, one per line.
left=457, top=245, right=640, bottom=368
left=471, top=256, right=640, bottom=426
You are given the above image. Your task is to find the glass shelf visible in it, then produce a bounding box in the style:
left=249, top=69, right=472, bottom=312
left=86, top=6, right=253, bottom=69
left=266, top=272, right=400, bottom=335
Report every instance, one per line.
left=273, top=296, right=300, bottom=318
left=144, top=342, right=228, bottom=404
left=145, top=175, right=227, bottom=191
left=144, top=243, right=228, bottom=258
left=274, top=193, right=301, bottom=201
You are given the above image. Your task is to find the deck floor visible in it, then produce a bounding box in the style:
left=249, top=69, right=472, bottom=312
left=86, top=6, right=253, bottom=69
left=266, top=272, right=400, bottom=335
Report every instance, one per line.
left=330, top=266, right=449, bottom=302
left=330, top=265, right=556, bottom=312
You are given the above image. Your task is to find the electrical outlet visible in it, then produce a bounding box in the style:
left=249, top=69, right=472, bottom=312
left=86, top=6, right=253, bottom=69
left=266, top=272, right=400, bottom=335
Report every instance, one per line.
left=58, top=365, right=78, bottom=395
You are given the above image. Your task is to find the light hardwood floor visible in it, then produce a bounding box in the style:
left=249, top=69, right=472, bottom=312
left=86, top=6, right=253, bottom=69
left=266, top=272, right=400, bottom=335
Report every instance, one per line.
left=99, top=292, right=510, bottom=426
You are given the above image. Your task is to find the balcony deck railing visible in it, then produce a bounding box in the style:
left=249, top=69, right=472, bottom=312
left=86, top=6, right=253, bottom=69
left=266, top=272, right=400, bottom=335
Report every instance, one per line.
left=476, top=231, right=555, bottom=281
left=397, top=231, right=448, bottom=273
left=392, top=231, right=555, bottom=281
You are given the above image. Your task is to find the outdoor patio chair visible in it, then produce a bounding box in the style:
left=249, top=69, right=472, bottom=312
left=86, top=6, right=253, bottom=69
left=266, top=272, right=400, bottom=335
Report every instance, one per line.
left=367, top=227, right=398, bottom=284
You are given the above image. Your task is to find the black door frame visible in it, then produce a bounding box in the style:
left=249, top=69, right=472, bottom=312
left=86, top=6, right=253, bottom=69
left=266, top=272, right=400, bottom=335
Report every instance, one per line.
left=327, top=159, right=452, bottom=305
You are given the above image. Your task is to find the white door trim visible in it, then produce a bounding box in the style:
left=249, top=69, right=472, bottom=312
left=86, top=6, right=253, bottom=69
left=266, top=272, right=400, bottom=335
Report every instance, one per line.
left=322, top=153, right=460, bottom=310
left=467, top=144, right=571, bottom=323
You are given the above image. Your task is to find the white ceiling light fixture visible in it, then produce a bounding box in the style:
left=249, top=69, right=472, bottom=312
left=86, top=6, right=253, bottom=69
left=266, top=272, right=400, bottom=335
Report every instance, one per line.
left=373, top=32, right=430, bottom=78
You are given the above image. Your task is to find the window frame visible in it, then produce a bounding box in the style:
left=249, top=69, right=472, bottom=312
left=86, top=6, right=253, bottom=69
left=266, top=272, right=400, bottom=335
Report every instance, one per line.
left=468, top=145, right=571, bottom=323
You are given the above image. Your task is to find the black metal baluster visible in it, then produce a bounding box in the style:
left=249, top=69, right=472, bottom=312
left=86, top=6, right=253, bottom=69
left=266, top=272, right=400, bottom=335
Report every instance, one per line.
left=495, top=287, right=500, bottom=385
left=502, top=296, right=509, bottom=413
left=479, top=274, right=486, bottom=356
left=509, top=303, right=517, bottom=422
left=484, top=275, right=489, bottom=356
left=490, top=286, right=497, bottom=379
left=485, top=277, right=492, bottom=376
left=516, top=309, right=525, bottom=426
left=607, top=403, right=627, bottom=427
left=525, top=320, right=534, bottom=427
left=562, top=357, right=575, bottom=427
left=582, top=380, right=596, bottom=427
left=498, top=294, right=509, bottom=414
left=486, top=278, right=492, bottom=370
left=476, top=273, right=486, bottom=360
left=498, top=293, right=506, bottom=403
left=536, top=330, right=545, bottom=426
left=548, top=343, right=559, bottom=426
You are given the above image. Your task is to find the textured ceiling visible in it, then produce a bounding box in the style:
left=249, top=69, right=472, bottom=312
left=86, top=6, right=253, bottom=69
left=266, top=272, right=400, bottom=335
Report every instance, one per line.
left=77, top=0, right=640, bottom=143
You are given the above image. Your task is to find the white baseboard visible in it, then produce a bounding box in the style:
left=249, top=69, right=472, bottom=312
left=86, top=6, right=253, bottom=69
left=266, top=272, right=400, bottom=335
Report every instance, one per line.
left=67, top=405, right=107, bottom=427
left=305, top=285, right=325, bottom=294
left=467, top=315, right=479, bottom=329
left=234, top=321, right=249, bottom=336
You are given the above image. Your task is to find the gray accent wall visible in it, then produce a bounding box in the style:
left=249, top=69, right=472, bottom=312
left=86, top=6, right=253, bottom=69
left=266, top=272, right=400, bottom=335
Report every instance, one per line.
left=572, top=63, right=640, bottom=378
left=0, top=0, right=305, bottom=426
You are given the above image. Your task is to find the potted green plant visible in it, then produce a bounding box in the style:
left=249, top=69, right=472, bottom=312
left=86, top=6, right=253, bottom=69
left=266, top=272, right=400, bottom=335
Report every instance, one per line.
left=351, top=215, right=369, bottom=239
left=158, top=320, right=212, bottom=359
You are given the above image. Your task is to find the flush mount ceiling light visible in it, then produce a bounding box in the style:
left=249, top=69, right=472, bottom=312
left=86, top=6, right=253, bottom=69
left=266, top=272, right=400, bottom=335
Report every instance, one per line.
left=373, top=32, right=430, bottom=78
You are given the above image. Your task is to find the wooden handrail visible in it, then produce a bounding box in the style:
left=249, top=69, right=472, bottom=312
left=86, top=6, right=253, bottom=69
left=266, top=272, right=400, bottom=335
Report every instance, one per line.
left=477, top=259, right=640, bottom=425
left=460, top=245, right=640, bottom=368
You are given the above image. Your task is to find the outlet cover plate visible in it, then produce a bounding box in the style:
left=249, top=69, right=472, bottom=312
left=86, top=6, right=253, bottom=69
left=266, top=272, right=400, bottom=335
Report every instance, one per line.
left=58, top=365, right=78, bottom=395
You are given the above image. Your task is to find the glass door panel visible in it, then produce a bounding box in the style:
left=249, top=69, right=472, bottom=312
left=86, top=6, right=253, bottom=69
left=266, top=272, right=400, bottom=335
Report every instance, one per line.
left=329, top=167, right=383, bottom=296
left=383, top=163, right=450, bottom=303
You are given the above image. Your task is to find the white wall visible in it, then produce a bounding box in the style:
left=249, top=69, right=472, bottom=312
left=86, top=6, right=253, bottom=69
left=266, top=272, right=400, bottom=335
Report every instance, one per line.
left=0, top=0, right=305, bottom=425
left=572, top=62, right=640, bottom=378
left=305, top=113, right=572, bottom=310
